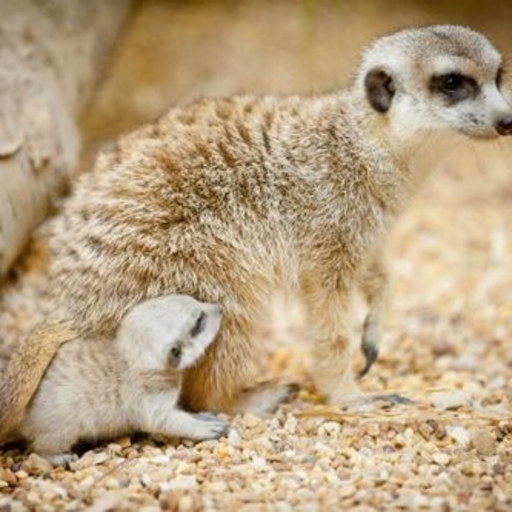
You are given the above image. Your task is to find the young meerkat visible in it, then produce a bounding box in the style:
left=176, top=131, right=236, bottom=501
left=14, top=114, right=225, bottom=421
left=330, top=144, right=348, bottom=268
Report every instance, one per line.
left=15, top=294, right=227, bottom=466
left=1, top=25, right=511, bottom=432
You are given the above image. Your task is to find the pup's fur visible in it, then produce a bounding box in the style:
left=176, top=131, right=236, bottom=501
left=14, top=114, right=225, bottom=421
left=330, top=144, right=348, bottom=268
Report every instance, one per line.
left=18, top=295, right=227, bottom=465
left=0, top=26, right=511, bottom=433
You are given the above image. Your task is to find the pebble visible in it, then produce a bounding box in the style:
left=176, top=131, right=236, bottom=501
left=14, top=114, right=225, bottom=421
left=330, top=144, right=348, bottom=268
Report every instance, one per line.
left=284, top=416, right=298, bottom=434
left=471, top=430, right=497, bottom=457
left=242, top=414, right=261, bottom=428
left=162, top=476, right=197, bottom=492
left=338, top=484, right=357, bottom=498
left=251, top=455, right=268, bottom=472
left=22, top=453, right=54, bottom=475
left=78, top=476, right=95, bottom=490
left=0, top=468, right=17, bottom=486
left=430, top=390, right=470, bottom=409
left=447, top=426, right=472, bottom=448
left=228, top=428, right=242, bottom=447
left=432, top=453, right=451, bottom=466
left=318, top=422, right=341, bottom=438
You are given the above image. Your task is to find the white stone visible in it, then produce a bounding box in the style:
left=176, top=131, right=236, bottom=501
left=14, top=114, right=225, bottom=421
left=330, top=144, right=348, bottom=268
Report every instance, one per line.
left=228, top=428, right=242, bottom=447
left=447, top=426, right=471, bottom=448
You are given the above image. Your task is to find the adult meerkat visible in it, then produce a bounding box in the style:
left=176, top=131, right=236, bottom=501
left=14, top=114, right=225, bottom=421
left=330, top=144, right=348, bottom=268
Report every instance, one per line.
left=11, top=295, right=227, bottom=465
left=1, top=25, right=511, bottom=431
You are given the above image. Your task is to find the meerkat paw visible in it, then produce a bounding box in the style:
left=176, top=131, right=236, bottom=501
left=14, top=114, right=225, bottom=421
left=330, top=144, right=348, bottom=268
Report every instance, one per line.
left=368, top=393, right=414, bottom=406
left=325, top=379, right=413, bottom=409
left=238, top=381, right=299, bottom=415
left=188, top=417, right=230, bottom=440
left=334, top=392, right=414, bottom=412
left=194, top=412, right=222, bottom=422
left=42, top=452, right=79, bottom=467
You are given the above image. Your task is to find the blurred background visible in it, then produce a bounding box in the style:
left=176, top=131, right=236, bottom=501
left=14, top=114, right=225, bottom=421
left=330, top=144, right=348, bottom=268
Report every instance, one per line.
left=82, top=0, right=512, bottom=142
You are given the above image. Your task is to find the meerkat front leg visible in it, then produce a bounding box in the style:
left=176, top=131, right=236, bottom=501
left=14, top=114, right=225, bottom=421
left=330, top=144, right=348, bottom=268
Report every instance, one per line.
left=358, top=249, right=389, bottom=378
left=136, top=392, right=229, bottom=441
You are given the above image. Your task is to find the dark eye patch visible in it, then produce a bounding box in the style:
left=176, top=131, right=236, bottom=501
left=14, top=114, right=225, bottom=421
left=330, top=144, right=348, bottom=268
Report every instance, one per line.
left=496, top=67, right=505, bottom=89
left=190, top=311, right=207, bottom=337
left=430, top=73, right=478, bottom=103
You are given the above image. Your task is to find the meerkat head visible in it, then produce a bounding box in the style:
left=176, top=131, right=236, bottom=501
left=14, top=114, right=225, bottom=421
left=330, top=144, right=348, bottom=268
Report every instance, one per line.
left=356, top=25, right=512, bottom=145
left=116, top=295, right=222, bottom=373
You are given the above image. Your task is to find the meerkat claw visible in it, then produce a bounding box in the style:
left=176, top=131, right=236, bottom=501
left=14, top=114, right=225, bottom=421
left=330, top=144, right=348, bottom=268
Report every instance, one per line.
left=339, top=393, right=414, bottom=411
left=196, top=418, right=230, bottom=440
left=371, top=393, right=415, bottom=405
left=358, top=342, right=379, bottom=379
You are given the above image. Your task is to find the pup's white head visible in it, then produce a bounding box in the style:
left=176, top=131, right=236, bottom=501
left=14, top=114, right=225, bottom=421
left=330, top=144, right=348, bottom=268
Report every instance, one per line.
left=356, top=25, right=512, bottom=145
left=116, top=295, right=222, bottom=372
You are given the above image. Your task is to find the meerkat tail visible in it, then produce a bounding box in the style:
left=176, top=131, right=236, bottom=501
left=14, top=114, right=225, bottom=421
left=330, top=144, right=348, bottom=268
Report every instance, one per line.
left=0, top=321, right=78, bottom=443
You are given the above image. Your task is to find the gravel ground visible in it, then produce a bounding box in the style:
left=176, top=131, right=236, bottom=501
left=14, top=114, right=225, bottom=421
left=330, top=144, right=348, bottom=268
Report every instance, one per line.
left=1, top=1, right=512, bottom=510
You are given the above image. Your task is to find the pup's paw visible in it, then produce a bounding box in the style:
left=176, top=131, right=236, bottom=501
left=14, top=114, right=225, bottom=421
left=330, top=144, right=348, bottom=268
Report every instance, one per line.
left=194, top=412, right=222, bottom=422
left=192, top=417, right=230, bottom=441
left=45, top=453, right=78, bottom=468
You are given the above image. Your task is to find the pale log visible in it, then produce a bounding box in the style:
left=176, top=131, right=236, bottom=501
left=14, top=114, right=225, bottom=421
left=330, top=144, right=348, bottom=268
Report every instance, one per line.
left=0, top=0, right=131, bottom=278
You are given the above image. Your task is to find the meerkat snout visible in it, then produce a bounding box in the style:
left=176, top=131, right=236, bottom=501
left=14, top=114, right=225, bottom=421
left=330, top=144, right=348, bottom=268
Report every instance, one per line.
left=359, top=25, right=512, bottom=142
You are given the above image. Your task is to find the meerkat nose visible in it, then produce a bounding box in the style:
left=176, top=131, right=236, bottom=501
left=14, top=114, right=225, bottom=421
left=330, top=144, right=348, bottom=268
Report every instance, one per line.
left=496, top=115, right=512, bottom=136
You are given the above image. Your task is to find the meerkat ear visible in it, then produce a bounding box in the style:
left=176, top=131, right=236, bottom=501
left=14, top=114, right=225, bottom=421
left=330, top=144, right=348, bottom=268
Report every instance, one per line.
left=364, top=68, right=396, bottom=113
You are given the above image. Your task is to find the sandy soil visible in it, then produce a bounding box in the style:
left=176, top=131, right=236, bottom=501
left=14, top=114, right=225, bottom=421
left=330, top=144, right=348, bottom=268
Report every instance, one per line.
left=1, top=1, right=512, bottom=510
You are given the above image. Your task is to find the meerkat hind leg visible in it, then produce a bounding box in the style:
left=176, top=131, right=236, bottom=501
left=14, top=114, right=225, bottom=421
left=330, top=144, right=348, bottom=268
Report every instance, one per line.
left=182, top=314, right=294, bottom=415
left=237, top=381, right=299, bottom=415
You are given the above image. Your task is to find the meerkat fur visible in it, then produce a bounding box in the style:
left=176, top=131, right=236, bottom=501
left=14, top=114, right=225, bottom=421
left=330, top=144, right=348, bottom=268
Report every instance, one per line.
left=0, top=25, right=511, bottom=430
left=17, top=295, right=227, bottom=465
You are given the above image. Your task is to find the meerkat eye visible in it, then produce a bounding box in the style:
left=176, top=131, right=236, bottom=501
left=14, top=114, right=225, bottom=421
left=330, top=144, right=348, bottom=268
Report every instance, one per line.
left=439, top=73, right=464, bottom=92
left=190, top=311, right=207, bottom=337
left=431, top=73, right=478, bottom=102
left=168, top=345, right=182, bottom=366
left=496, top=67, right=504, bottom=89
